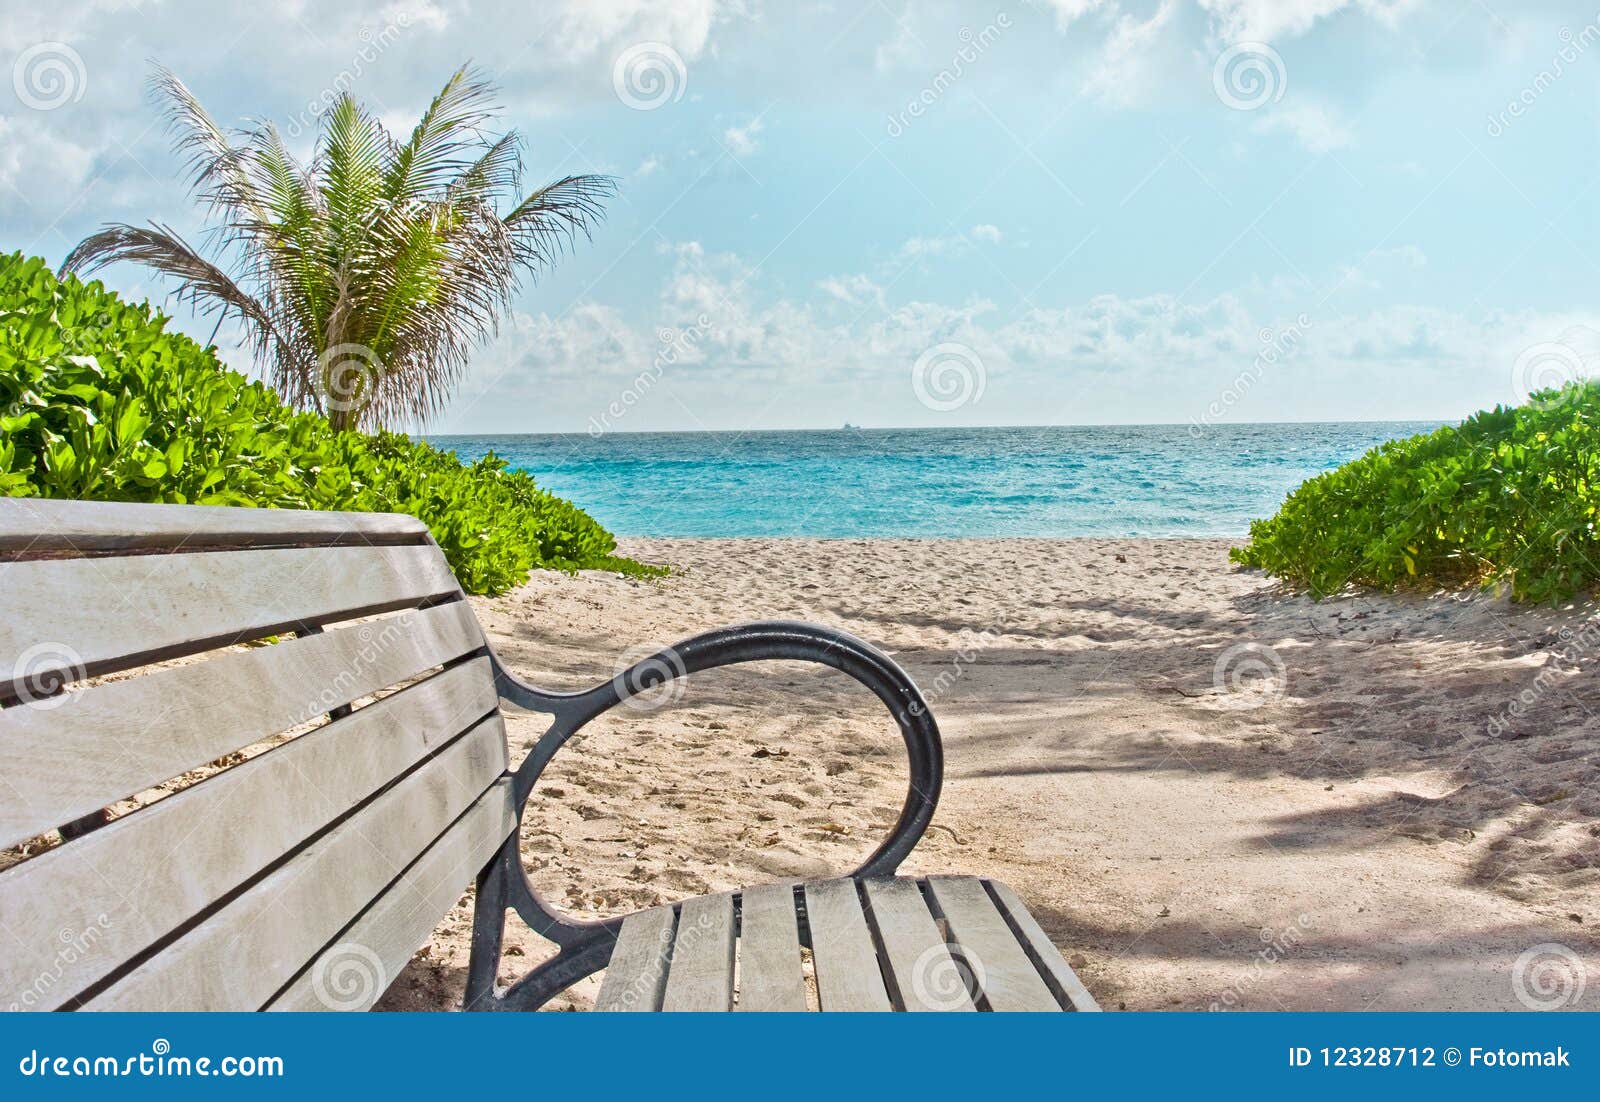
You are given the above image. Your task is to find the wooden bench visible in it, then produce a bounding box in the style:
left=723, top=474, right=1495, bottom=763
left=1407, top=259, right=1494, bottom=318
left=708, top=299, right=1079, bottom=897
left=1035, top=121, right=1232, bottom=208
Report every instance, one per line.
left=0, top=499, right=1098, bottom=1012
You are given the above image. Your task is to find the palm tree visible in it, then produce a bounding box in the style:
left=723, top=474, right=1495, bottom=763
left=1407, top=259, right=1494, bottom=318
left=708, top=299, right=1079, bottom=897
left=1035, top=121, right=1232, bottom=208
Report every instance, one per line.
left=63, top=65, right=613, bottom=430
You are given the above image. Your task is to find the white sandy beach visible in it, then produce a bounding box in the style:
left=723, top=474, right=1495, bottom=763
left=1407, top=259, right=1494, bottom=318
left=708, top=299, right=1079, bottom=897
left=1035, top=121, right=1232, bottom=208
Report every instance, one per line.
left=378, top=537, right=1599, bottom=1011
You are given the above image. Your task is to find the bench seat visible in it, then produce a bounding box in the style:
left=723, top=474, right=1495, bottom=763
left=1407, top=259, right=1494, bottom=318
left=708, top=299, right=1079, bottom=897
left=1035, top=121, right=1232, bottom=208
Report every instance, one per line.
left=0, top=499, right=1096, bottom=1013
left=597, top=876, right=1097, bottom=1012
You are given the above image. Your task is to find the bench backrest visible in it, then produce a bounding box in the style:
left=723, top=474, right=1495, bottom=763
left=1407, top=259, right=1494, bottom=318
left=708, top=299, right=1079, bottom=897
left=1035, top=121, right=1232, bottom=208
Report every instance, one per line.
left=0, top=499, right=516, bottom=1011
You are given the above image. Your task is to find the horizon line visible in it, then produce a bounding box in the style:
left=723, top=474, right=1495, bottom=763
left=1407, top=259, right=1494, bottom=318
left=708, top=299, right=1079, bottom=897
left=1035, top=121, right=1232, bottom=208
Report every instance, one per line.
left=423, top=417, right=1451, bottom=438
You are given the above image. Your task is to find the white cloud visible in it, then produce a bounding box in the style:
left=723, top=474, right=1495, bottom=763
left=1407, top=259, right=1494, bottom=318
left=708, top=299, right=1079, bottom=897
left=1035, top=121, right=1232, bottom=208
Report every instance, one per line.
left=1197, top=0, right=1419, bottom=43
left=0, top=114, right=98, bottom=194
left=897, top=234, right=963, bottom=259
left=553, top=0, right=739, bottom=63
left=971, top=223, right=1003, bottom=243
left=1252, top=101, right=1354, bottom=152
left=817, top=273, right=885, bottom=309
left=633, top=155, right=662, bottom=176
left=1081, top=0, right=1181, bottom=108
left=721, top=116, right=763, bottom=156
left=1041, top=0, right=1117, bottom=29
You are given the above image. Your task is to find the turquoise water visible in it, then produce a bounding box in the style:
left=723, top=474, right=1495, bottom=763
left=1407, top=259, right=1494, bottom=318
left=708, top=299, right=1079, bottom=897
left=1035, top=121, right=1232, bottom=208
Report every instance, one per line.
left=427, top=423, right=1439, bottom=538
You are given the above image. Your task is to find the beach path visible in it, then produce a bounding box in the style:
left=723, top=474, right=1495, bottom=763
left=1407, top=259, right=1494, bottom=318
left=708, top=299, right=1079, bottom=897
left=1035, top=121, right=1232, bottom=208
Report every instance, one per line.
left=379, top=538, right=1599, bottom=1011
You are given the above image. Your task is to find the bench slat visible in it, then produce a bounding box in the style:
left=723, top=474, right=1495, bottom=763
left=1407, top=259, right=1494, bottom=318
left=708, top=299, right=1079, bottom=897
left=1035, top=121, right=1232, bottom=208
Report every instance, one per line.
left=735, top=882, right=807, bottom=1012
left=267, top=779, right=518, bottom=1012
left=0, top=544, right=461, bottom=697
left=924, top=876, right=1060, bottom=1011
left=985, top=879, right=1100, bottom=1011
left=594, top=907, right=677, bottom=1012
left=661, top=892, right=736, bottom=1012
left=0, top=657, right=498, bottom=1010
left=0, top=498, right=426, bottom=553
left=804, top=879, right=891, bottom=1011
left=863, top=877, right=974, bottom=1011
left=85, top=715, right=508, bottom=1010
left=0, top=601, right=486, bottom=849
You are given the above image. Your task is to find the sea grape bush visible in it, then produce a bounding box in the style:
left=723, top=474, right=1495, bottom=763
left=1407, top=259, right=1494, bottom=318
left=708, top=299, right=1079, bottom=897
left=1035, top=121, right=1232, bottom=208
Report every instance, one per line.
left=0, top=252, right=656, bottom=594
left=1232, top=382, right=1600, bottom=603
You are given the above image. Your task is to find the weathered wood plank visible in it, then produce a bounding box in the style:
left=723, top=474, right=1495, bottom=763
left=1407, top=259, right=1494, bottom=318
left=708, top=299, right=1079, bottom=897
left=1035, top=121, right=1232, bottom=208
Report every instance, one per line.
left=0, top=498, right=426, bottom=553
left=594, top=907, right=677, bottom=1012
left=985, top=879, right=1100, bottom=1011
left=0, top=601, right=486, bottom=849
left=267, top=780, right=518, bottom=1012
left=661, top=892, right=736, bottom=1012
left=0, top=659, right=501, bottom=1010
left=924, top=876, right=1060, bottom=1012
left=804, top=879, right=891, bottom=1011
left=862, top=877, right=974, bottom=1011
left=0, top=543, right=461, bottom=697
left=85, top=716, right=508, bottom=1011
left=736, top=882, right=806, bottom=1012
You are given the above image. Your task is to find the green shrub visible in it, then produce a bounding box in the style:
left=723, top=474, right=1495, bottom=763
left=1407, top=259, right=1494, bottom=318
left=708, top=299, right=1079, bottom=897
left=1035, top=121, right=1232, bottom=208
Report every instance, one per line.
left=0, top=252, right=659, bottom=594
left=1231, top=382, right=1600, bottom=603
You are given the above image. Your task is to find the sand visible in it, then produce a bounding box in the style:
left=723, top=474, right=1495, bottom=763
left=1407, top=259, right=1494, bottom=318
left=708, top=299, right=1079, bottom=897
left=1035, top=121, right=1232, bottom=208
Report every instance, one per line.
left=377, top=538, right=1599, bottom=1012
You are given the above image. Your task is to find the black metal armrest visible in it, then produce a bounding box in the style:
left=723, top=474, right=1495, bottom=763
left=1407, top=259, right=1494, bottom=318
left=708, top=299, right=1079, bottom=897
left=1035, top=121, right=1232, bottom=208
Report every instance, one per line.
left=465, top=620, right=943, bottom=1010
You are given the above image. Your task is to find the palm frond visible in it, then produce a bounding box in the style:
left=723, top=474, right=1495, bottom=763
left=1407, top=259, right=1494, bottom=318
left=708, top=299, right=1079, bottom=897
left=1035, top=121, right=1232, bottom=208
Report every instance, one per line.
left=59, top=222, right=309, bottom=400
left=64, top=64, right=612, bottom=431
left=503, top=173, right=616, bottom=275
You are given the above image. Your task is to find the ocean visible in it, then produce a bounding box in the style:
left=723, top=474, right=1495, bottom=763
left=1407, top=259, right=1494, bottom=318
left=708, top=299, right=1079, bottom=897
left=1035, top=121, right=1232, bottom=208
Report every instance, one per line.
left=427, top=422, right=1440, bottom=539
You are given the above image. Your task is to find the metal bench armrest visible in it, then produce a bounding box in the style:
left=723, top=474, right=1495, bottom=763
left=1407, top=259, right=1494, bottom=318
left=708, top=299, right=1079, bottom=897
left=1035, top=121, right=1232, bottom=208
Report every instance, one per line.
left=467, top=620, right=943, bottom=1010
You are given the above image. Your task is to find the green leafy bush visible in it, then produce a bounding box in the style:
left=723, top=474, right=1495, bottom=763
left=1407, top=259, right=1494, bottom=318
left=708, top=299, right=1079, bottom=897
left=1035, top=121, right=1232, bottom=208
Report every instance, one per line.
left=0, top=252, right=658, bottom=594
left=1232, top=383, right=1600, bottom=603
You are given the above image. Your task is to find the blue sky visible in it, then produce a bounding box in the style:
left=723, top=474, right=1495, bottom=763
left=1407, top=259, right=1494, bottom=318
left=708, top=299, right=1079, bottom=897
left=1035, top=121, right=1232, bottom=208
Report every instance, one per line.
left=4, top=0, right=1600, bottom=432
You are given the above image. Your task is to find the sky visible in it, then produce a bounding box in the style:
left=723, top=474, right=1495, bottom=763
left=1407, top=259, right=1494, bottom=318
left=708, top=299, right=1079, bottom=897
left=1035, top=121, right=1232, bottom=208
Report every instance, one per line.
left=4, top=0, right=1600, bottom=434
